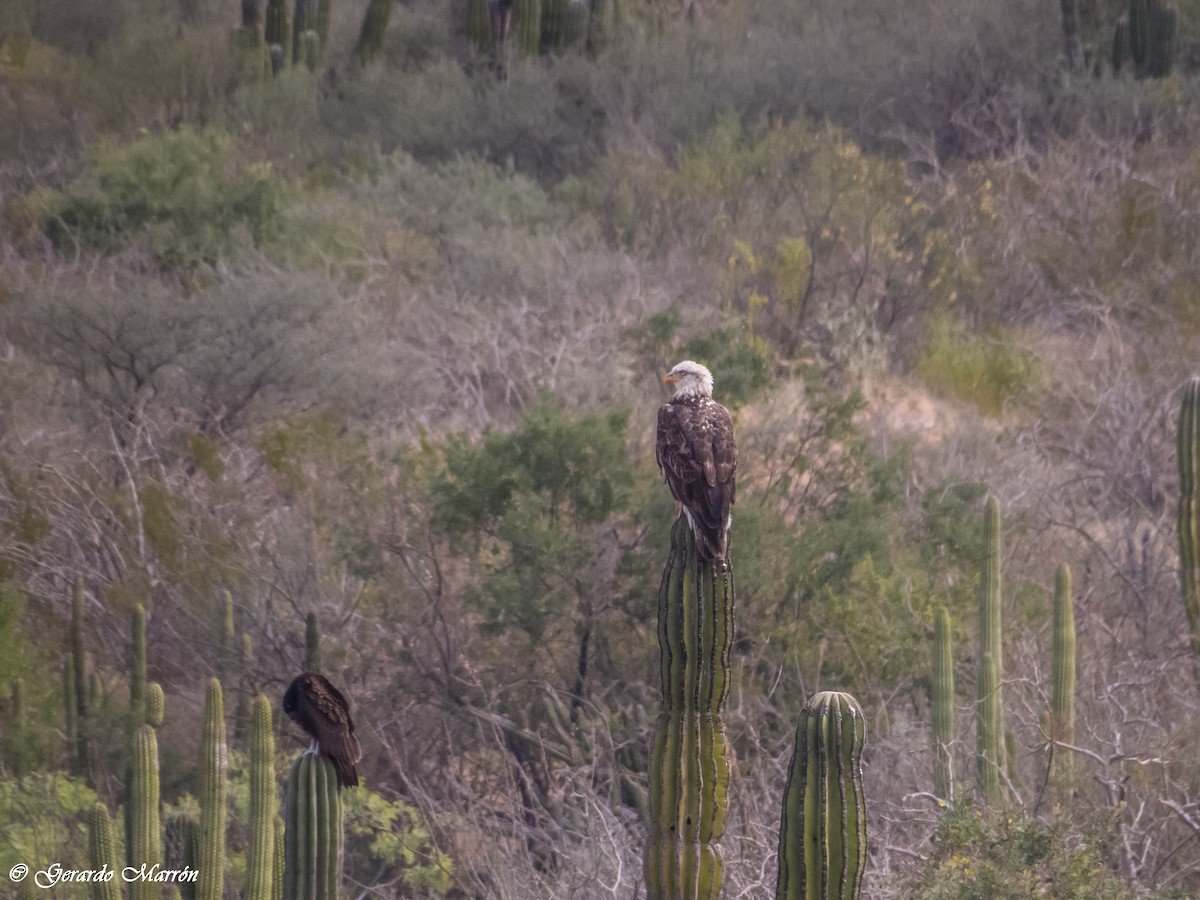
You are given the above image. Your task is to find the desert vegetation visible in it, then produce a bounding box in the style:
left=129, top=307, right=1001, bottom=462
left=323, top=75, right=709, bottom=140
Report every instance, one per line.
left=3, top=0, right=1200, bottom=896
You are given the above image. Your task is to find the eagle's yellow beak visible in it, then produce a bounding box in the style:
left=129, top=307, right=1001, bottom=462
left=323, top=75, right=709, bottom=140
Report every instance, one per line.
left=663, top=372, right=680, bottom=385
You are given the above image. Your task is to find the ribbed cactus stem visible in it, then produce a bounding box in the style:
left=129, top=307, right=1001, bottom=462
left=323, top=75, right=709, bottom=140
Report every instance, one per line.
left=130, top=724, right=162, bottom=900
left=198, top=679, right=227, bottom=900
left=1179, top=377, right=1200, bottom=671
left=305, top=612, right=321, bottom=673
left=354, top=0, right=393, bottom=64
left=514, top=0, right=542, bottom=57
left=265, top=0, right=292, bottom=67
left=775, top=691, right=868, bottom=900
left=976, top=496, right=1006, bottom=806
left=131, top=603, right=147, bottom=730
left=273, top=816, right=285, bottom=900
left=247, top=694, right=277, bottom=900
left=932, top=606, right=954, bottom=803
left=284, top=753, right=344, bottom=900
left=88, top=803, right=121, bottom=900
left=466, top=0, right=493, bottom=55
left=645, top=516, right=734, bottom=900
left=1050, top=563, right=1076, bottom=791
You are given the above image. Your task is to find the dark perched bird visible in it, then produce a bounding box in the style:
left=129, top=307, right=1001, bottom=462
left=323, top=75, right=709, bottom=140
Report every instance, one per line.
left=283, top=672, right=362, bottom=788
left=656, top=360, right=738, bottom=561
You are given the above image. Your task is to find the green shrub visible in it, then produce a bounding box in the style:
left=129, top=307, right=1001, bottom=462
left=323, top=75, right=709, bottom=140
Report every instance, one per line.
left=917, top=314, right=1041, bottom=416
left=915, top=804, right=1138, bottom=900
left=31, top=128, right=287, bottom=268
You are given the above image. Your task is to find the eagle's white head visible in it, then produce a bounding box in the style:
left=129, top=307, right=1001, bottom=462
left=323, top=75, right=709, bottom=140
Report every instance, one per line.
left=664, top=360, right=714, bottom=400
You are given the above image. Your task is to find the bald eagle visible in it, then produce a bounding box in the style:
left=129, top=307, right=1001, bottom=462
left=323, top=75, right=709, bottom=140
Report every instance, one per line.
left=656, top=361, right=737, bottom=561
left=283, top=672, right=362, bottom=788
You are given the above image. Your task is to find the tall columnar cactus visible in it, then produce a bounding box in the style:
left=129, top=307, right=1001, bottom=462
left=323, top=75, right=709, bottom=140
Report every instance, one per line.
left=131, top=603, right=147, bottom=730
left=932, top=606, right=954, bottom=803
left=1112, top=15, right=1132, bottom=72
left=72, top=575, right=90, bottom=772
left=221, top=591, right=236, bottom=683
left=563, top=0, right=589, bottom=48
left=130, top=723, right=163, bottom=900
left=265, top=0, right=292, bottom=69
left=89, top=803, right=122, bottom=900
left=237, top=632, right=255, bottom=744
left=1127, top=0, right=1177, bottom=77
left=354, top=0, right=393, bottom=64
left=466, top=0, right=493, bottom=55
left=283, top=753, right=344, bottom=900
left=976, top=496, right=1006, bottom=806
left=542, top=0, right=567, bottom=51
left=306, top=612, right=321, bottom=673
left=198, top=679, right=227, bottom=900
left=315, top=0, right=332, bottom=63
left=644, top=516, right=734, bottom=900
left=247, top=695, right=277, bottom=900
left=1179, top=377, right=1200, bottom=669
left=514, top=0, right=542, bottom=57
left=1049, top=563, right=1076, bottom=790
left=64, top=660, right=79, bottom=770
left=776, top=691, right=867, bottom=900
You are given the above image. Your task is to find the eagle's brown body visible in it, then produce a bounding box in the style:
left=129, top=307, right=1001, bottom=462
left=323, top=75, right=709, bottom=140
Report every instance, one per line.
left=283, top=672, right=362, bottom=788
left=656, top=366, right=737, bottom=561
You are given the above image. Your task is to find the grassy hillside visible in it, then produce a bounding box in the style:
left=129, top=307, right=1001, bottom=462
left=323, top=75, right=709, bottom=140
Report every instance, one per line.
left=3, top=0, right=1200, bottom=896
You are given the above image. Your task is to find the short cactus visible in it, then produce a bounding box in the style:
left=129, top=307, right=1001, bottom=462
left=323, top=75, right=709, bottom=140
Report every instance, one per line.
left=146, top=682, right=165, bottom=728
left=88, top=803, right=122, bottom=900
left=776, top=691, right=868, bottom=900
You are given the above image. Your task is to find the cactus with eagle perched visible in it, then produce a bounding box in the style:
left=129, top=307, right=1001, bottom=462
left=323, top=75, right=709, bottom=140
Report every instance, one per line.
left=644, top=516, right=734, bottom=899
left=283, top=753, right=344, bottom=900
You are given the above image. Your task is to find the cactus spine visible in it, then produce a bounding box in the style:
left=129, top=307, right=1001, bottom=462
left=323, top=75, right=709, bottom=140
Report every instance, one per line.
left=932, top=606, right=954, bottom=803
left=198, top=679, right=227, bottom=900
left=247, top=694, right=277, bottom=900
left=88, top=803, right=122, bottom=900
left=1049, top=563, right=1076, bottom=791
left=1179, top=377, right=1200, bottom=669
left=131, top=603, right=147, bottom=730
left=644, top=516, right=734, bottom=900
left=131, top=723, right=163, bottom=900
left=514, top=0, right=542, bottom=57
left=976, top=496, right=1006, bottom=806
left=284, top=753, right=344, bottom=900
left=776, top=691, right=867, bottom=900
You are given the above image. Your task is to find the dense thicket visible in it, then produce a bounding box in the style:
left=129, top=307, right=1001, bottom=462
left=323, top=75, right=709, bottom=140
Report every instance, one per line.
left=3, top=0, right=1200, bottom=896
